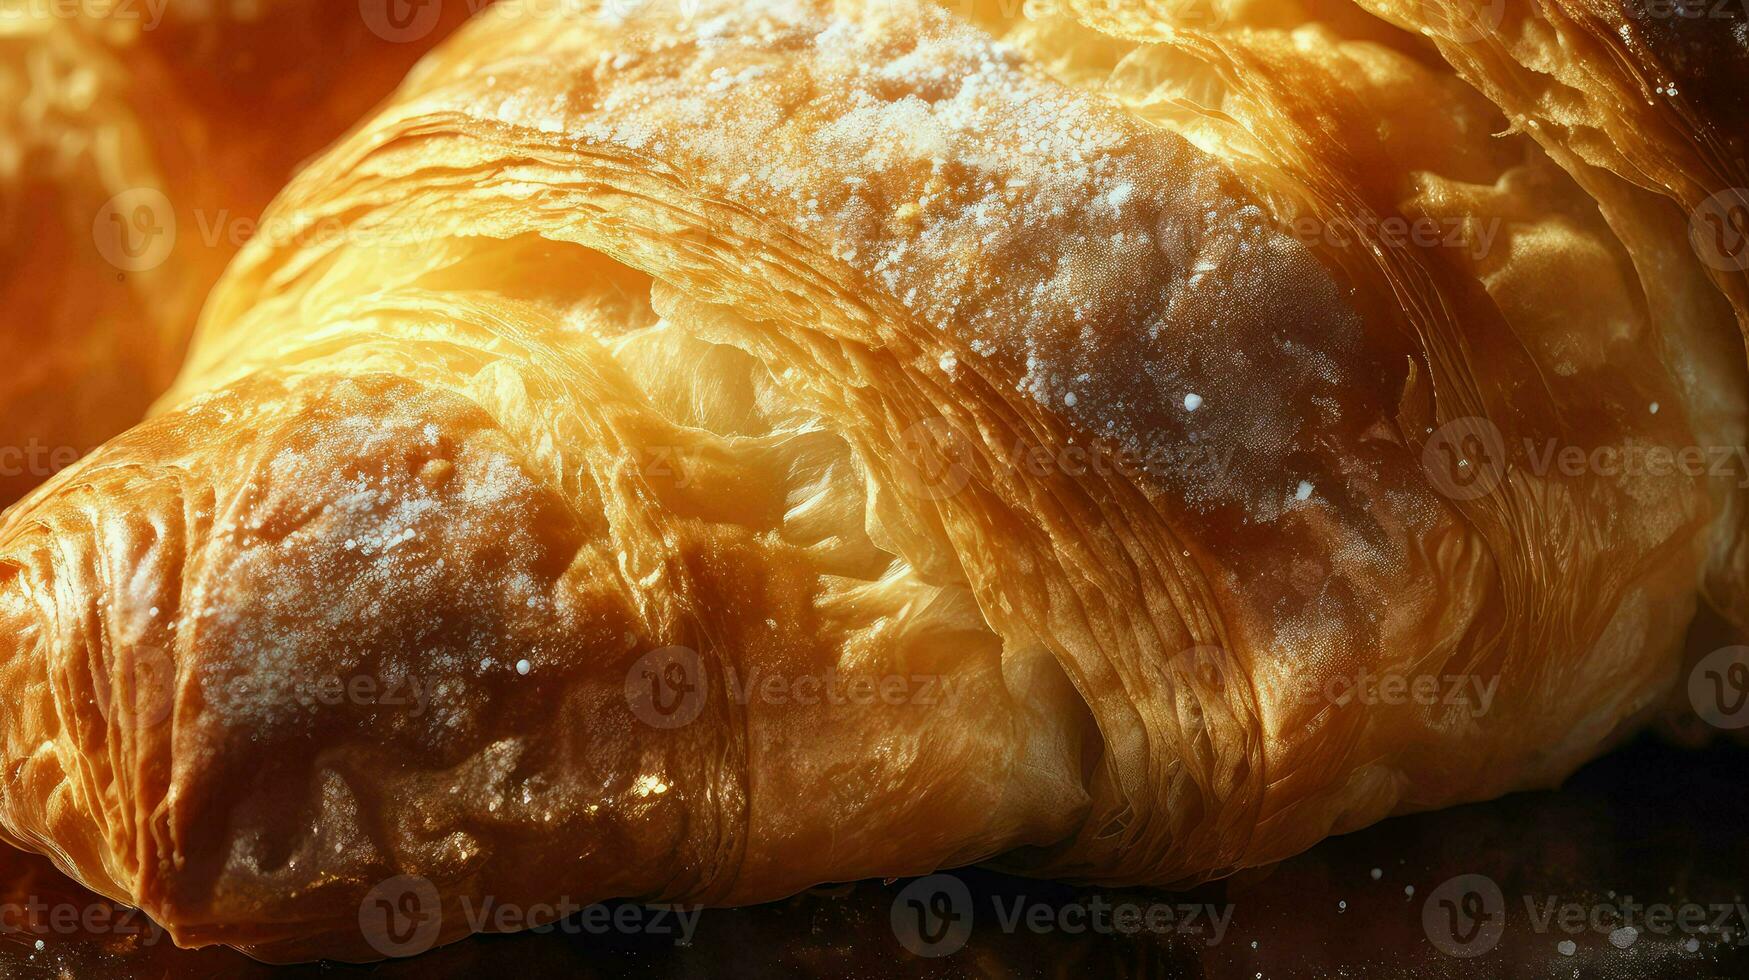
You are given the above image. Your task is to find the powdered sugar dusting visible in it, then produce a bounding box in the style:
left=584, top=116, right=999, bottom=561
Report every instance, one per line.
left=462, top=0, right=1383, bottom=525
left=184, top=377, right=565, bottom=738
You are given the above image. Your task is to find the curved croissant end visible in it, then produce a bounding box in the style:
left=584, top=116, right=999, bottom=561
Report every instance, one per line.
left=0, top=0, right=1739, bottom=962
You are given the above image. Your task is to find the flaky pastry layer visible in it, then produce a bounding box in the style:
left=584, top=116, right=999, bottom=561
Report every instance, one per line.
left=0, top=0, right=1742, bottom=962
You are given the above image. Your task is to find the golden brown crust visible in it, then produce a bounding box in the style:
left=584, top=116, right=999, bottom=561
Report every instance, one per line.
left=1324, top=0, right=1749, bottom=623
left=1343, top=0, right=1749, bottom=325
left=0, top=0, right=1741, bottom=963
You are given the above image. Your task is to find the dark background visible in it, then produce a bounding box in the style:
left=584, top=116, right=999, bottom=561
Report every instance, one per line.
left=2, top=733, right=1748, bottom=979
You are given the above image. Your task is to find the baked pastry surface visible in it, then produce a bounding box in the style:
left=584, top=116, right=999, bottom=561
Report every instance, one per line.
left=0, top=0, right=1743, bottom=961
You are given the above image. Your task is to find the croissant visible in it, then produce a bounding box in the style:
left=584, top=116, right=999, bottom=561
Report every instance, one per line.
left=0, top=0, right=475, bottom=505
left=1, top=0, right=1745, bottom=962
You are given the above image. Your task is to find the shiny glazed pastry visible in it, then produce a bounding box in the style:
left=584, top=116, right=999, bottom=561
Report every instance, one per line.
left=0, top=0, right=1746, bottom=962
left=0, top=0, right=475, bottom=504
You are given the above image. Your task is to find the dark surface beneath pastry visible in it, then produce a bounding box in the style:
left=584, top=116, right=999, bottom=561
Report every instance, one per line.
left=2, top=733, right=1747, bottom=979
left=1624, top=0, right=1749, bottom=150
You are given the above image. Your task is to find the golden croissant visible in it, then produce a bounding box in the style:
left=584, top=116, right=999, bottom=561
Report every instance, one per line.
left=0, top=0, right=1746, bottom=963
left=0, top=0, right=474, bottom=505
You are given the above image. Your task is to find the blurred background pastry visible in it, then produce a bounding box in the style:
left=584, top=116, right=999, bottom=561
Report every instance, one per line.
left=0, top=0, right=478, bottom=505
